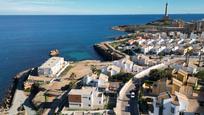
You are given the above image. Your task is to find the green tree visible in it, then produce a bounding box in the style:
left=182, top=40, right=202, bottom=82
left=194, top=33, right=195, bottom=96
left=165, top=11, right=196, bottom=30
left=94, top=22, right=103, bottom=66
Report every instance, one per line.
left=196, top=70, right=204, bottom=81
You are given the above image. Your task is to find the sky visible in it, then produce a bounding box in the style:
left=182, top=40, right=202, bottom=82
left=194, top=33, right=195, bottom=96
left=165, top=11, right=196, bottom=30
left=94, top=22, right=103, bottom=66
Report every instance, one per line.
left=0, top=0, right=204, bottom=15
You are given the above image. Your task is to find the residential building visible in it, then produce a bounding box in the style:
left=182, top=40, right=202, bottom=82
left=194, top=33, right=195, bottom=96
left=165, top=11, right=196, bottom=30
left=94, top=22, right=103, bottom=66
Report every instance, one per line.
left=196, top=19, right=204, bottom=32
left=189, top=39, right=197, bottom=44
left=82, top=73, right=109, bottom=90
left=38, top=57, right=67, bottom=77
left=102, top=65, right=121, bottom=76
left=178, top=39, right=184, bottom=44
left=190, top=32, right=198, bottom=39
left=113, top=58, right=134, bottom=73
left=158, top=39, right=165, bottom=45
left=68, top=87, right=105, bottom=109
left=171, top=69, right=198, bottom=94
left=157, top=46, right=167, bottom=55
left=201, top=32, right=204, bottom=39
left=148, top=92, right=172, bottom=115
left=141, top=46, right=154, bottom=54
left=82, top=74, right=98, bottom=87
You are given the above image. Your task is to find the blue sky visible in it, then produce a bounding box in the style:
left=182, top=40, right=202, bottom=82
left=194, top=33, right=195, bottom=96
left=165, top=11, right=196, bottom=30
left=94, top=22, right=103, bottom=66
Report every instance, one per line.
left=0, top=0, right=204, bottom=15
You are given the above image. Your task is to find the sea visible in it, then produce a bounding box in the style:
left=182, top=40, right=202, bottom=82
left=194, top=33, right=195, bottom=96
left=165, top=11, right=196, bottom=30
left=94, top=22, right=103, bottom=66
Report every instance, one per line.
left=0, top=14, right=204, bottom=101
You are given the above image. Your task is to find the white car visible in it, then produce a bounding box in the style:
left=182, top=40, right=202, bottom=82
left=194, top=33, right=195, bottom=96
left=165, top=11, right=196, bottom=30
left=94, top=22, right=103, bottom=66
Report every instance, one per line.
left=130, top=92, right=135, bottom=98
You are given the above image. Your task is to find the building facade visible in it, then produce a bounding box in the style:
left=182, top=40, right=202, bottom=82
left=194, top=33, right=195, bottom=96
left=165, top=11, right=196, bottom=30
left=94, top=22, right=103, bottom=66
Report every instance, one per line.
left=38, top=57, right=65, bottom=77
left=68, top=87, right=105, bottom=109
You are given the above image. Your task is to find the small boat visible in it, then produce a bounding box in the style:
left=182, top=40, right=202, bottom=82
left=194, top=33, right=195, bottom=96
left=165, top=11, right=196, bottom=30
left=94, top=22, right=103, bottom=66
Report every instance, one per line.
left=49, top=49, right=59, bottom=57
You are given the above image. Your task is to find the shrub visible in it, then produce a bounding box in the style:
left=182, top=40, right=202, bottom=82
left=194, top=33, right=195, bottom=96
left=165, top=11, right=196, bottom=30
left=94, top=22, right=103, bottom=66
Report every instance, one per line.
left=148, top=69, right=172, bottom=81
left=24, top=88, right=31, bottom=92
left=196, top=70, right=204, bottom=81
left=109, top=73, right=134, bottom=83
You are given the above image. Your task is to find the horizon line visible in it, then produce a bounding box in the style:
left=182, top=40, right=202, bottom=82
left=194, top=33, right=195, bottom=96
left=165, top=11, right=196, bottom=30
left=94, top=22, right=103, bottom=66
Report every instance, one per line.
left=0, top=13, right=204, bottom=16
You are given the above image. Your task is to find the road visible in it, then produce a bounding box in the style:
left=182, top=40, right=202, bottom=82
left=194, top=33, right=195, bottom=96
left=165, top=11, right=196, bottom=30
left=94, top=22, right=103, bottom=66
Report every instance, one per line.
left=129, top=95, right=139, bottom=115
left=114, top=57, right=184, bottom=115
left=128, top=88, right=139, bottom=115
left=114, top=63, right=168, bottom=115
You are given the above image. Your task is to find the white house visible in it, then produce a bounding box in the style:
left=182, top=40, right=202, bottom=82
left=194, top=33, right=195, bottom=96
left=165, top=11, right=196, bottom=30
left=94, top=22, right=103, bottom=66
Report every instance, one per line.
left=82, top=74, right=98, bottom=87
left=157, top=46, right=167, bottom=55
left=143, top=46, right=154, bottom=54
left=189, top=39, right=197, bottom=44
left=101, top=65, right=121, bottom=76
left=132, top=64, right=145, bottom=73
left=161, top=32, right=167, bottom=38
left=132, top=55, right=157, bottom=66
left=149, top=92, right=172, bottom=115
left=190, top=32, right=197, bottom=39
left=169, top=32, right=175, bottom=37
left=180, top=33, right=187, bottom=39
left=172, top=46, right=180, bottom=52
left=138, top=39, right=146, bottom=45
left=99, top=73, right=109, bottom=82
left=113, top=58, right=134, bottom=73
left=201, top=32, right=204, bottom=39
left=147, top=39, right=155, bottom=45
left=158, top=39, right=165, bottom=45
left=38, top=57, right=67, bottom=77
left=168, top=39, right=174, bottom=43
left=68, top=87, right=105, bottom=109
left=178, top=39, right=184, bottom=44
left=82, top=73, right=109, bottom=89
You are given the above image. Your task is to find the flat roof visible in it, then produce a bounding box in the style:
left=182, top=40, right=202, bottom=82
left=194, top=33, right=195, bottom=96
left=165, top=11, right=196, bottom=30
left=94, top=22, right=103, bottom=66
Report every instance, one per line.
left=69, top=87, right=96, bottom=95
left=39, top=57, right=64, bottom=68
left=108, top=65, right=121, bottom=72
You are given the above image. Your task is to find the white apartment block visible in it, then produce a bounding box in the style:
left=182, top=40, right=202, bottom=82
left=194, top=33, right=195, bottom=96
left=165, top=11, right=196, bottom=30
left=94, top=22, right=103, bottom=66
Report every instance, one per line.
left=38, top=57, right=66, bottom=77
left=68, top=87, right=105, bottom=109
left=113, top=58, right=134, bottom=73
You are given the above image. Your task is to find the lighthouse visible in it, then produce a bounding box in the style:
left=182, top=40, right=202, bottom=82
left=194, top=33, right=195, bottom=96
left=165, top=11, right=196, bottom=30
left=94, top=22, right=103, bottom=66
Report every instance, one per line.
left=164, top=2, right=169, bottom=20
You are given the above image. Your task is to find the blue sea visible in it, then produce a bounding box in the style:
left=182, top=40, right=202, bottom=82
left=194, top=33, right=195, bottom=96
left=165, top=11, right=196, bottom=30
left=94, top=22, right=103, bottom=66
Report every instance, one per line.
left=0, top=14, right=204, bottom=100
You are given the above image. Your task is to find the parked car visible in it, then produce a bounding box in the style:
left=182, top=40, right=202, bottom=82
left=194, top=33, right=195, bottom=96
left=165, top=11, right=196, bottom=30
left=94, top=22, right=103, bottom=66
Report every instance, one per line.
left=130, top=91, right=135, bottom=98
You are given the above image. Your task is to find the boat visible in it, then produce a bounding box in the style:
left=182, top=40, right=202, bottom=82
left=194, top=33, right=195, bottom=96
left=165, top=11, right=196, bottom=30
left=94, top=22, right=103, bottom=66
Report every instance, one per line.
left=49, top=49, right=59, bottom=57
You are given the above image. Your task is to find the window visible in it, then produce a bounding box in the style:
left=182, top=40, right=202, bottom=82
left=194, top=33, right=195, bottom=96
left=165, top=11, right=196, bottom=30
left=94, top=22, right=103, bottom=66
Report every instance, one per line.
left=179, top=112, right=184, bottom=115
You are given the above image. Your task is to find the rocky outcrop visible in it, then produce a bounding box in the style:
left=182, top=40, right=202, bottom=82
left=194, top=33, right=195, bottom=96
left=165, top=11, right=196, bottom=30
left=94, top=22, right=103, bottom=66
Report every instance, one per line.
left=94, top=43, right=125, bottom=61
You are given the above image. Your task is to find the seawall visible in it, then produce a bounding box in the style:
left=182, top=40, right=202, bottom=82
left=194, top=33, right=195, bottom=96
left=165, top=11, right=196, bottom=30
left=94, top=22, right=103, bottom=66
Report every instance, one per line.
left=0, top=69, right=31, bottom=111
left=93, top=42, right=125, bottom=61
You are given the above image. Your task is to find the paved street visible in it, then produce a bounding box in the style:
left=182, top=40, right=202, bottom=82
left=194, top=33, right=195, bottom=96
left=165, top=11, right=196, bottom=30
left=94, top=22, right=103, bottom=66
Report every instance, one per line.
left=114, top=63, right=168, bottom=115
left=129, top=95, right=139, bottom=115
left=114, top=56, right=184, bottom=115
left=127, top=88, right=139, bottom=115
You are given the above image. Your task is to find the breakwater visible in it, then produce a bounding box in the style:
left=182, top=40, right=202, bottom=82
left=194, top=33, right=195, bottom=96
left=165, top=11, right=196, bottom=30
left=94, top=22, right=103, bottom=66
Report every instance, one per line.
left=0, top=69, right=31, bottom=112
left=93, top=42, right=125, bottom=61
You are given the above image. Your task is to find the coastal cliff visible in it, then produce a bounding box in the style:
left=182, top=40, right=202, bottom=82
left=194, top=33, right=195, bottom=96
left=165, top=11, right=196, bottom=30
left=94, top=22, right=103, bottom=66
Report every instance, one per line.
left=93, top=42, right=125, bottom=61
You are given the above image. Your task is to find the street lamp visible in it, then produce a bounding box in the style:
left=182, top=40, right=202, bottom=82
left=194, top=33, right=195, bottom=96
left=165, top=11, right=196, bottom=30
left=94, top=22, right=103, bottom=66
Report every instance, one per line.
left=198, top=47, right=204, bottom=67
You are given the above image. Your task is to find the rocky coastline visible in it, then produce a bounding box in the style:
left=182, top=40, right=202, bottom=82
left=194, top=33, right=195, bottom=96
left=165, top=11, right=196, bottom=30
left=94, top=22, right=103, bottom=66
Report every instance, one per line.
left=0, top=69, right=31, bottom=112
